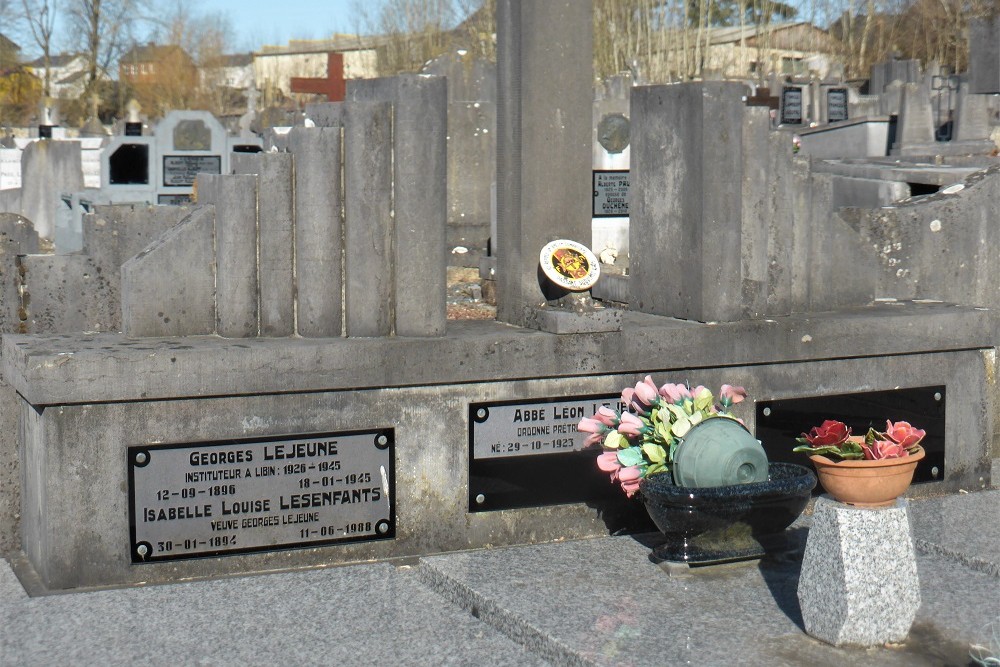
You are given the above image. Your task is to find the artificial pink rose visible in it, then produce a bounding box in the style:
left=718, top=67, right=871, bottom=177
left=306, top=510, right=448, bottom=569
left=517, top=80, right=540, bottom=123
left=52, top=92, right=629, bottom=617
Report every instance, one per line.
left=884, top=421, right=926, bottom=447
left=597, top=451, right=622, bottom=474
left=618, top=465, right=642, bottom=497
left=719, top=384, right=747, bottom=405
left=658, top=382, right=690, bottom=404
left=802, top=420, right=851, bottom=447
left=578, top=417, right=605, bottom=434
left=594, top=406, right=619, bottom=427
left=617, top=412, right=644, bottom=437
left=633, top=376, right=658, bottom=406
left=862, top=439, right=908, bottom=460
left=621, top=387, right=635, bottom=406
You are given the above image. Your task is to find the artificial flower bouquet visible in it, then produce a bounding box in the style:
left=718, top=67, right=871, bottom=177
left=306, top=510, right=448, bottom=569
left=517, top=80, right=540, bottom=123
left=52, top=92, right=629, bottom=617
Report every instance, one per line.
left=793, top=419, right=925, bottom=461
left=577, top=376, right=748, bottom=496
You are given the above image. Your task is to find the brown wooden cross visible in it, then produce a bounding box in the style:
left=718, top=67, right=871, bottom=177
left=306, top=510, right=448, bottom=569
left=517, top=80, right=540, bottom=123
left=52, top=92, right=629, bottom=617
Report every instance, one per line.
left=290, top=53, right=345, bottom=102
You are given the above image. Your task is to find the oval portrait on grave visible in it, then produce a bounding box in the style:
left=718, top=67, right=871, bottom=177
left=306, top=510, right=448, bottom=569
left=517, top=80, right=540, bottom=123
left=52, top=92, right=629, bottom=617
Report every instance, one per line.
left=539, top=239, right=600, bottom=291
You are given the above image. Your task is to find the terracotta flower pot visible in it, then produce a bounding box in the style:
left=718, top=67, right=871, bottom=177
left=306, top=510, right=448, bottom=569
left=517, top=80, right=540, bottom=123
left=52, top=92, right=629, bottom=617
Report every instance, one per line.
left=810, top=445, right=925, bottom=507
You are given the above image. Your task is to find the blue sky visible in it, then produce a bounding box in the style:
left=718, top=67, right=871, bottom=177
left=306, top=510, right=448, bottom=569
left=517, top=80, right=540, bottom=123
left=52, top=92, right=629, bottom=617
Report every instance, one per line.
left=196, top=0, right=360, bottom=50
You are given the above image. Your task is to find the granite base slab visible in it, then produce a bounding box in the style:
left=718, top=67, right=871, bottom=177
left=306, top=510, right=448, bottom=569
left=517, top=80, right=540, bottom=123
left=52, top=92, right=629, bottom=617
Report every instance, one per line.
left=0, top=561, right=546, bottom=667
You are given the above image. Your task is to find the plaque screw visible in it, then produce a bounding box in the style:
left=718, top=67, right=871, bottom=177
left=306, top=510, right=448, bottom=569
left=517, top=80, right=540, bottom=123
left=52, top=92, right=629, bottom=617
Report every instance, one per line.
left=135, top=452, right=148, bottom=465
left=476, top=408, right=487, bottom=419
left=934, top=392, right=942, bottom=402
left=376, top=434, right=388, bottom=447
left=931, top=466, right=940, bottom=478
left=762, top=407, right=771, bottom=417
left=136, top=544, right=149, bottom=557
left=475, top=494, right=486, bottom=505
left=377, top=522, right=389, bottom=534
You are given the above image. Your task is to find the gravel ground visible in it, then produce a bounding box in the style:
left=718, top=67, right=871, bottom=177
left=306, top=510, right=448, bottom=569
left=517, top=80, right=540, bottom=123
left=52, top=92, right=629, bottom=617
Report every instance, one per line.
left=447, top=267, right=495, bottom=320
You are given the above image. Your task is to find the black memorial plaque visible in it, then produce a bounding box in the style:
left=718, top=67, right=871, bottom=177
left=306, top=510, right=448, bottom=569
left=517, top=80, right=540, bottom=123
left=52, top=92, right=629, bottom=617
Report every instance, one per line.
left=755, top=386, right=945, bottom=490
left=158, top=194, right=192, bottom=205
left=780, top=87, right=804, bottom=125
left=469, top=394, right=633, bottom=512
left=827, top=88, right=849, bottom=123
left=162, top=155, right=222, bottom=187
left=593, top=170, right=629, bottom=217
left=128, top=430, right=395, bottom=562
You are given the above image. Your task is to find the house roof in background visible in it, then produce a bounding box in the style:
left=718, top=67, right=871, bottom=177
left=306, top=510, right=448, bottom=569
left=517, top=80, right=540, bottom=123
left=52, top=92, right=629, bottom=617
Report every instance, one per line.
left=255, top=34, right=388, bottom=56
left=25, top=52, right=83, bottom=69
left=0, top=33, right=19, bottom=52
left=202, top=53, right=253, bottom=68
left=121, top=43, right=193, bottom=63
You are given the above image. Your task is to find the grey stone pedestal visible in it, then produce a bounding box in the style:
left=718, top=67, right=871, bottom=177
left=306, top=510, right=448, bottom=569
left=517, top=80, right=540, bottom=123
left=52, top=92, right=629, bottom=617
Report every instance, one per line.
left=798, top=496, right=920, bottom=647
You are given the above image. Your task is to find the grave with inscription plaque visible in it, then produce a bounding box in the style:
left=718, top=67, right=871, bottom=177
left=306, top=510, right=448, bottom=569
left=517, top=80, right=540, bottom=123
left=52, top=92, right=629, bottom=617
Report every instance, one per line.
left=780, top=87, right=804, bottom=125
left=1, top=4, right=998, bottom=597
left=56, top=109, right=262, bottom=252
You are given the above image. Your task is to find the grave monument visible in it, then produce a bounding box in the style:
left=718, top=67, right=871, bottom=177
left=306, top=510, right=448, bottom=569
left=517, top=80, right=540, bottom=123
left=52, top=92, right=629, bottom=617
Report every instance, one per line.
left=0, top=0, right=995, bottom=596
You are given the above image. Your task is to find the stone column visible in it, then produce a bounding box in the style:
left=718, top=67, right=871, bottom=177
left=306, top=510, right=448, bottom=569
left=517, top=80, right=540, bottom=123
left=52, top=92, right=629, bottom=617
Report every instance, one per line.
left=343, top=101, right=393, bottom=337
left=798, top=497, right=920, bottom=646
left=348, top=75, right=448, bottom=337
left=232, top=152, right=294, bottom=337
left=495, top=0, right=594, bottom=327
left=630, top=82, right=772, bottom=322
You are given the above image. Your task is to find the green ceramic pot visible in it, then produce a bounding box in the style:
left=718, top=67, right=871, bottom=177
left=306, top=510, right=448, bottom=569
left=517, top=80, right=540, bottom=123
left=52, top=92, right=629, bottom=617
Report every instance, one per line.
left=671, top=417, right=769, bottom=488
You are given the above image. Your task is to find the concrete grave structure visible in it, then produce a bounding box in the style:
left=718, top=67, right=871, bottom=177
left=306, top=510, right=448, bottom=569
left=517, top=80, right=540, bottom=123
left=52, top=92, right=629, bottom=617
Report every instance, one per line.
left=0, top=2, right=998, bottom=597
left=969, top=16, right=1000, bottom=94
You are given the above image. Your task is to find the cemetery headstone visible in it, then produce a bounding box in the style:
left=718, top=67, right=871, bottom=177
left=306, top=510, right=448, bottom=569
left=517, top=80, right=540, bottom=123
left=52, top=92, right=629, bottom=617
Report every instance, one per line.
left=780, top=87, right=804, bottom=125
left=968, top=17, right=1000, bottom=95
left=827, top=88, right=849, bottom=123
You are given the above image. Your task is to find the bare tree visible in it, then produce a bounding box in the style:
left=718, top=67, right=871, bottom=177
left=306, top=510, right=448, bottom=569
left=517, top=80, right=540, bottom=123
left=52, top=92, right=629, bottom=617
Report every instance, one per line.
left=20, top=0, right=58, bottom=97
left=66, top=0, right=143, bottom=90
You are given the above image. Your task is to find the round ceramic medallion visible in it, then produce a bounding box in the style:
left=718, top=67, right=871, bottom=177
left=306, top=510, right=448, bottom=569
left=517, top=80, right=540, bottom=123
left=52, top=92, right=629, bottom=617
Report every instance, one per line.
left=539, top=240, right=600, bottom=291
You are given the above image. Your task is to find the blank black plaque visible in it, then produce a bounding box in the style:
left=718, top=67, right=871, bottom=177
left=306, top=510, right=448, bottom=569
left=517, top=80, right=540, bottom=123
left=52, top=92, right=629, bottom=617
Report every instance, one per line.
left=755, top=386, right=945, bottom=489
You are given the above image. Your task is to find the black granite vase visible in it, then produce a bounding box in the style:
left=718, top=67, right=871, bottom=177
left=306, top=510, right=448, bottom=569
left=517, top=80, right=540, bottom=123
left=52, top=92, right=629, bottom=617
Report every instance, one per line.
left=638, top=462, right=816, bottom=565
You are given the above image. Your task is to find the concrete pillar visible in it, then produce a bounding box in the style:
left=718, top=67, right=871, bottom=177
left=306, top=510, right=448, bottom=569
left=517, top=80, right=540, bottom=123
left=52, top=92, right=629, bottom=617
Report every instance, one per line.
left=215, top=174, right=258, bottom=337
left=630, top=82, right=760, bottom=322
left=969, top=17, right=1000, bottom=94
left=495, top=0, right=594, bottom=327
left=343, top=101, right=393, bottom=337
left=953, top=85, right=991, bottom=142
left=233, top=153, right=295, bottom=337
left=290, top=126, right=343, bottom=338
left=893, top=83, right=935, bottom=151
left=348, top=75, right=448, bottom=337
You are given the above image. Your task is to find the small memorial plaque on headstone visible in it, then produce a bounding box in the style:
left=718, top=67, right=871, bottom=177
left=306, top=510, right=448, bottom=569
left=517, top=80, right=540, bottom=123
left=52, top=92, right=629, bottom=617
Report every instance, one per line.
left=827, top=88, right=849, bottom=123
left=162, top=155, right=222, bottom=187
left=158, top=194, right=192, bottom=205
left=469, top=394, right=627, bottom=511
left=128, top=430, right=395, bottom=562
left=781, top=87, right=804, bottom=125
left=593, top=170, right=629, bottom=217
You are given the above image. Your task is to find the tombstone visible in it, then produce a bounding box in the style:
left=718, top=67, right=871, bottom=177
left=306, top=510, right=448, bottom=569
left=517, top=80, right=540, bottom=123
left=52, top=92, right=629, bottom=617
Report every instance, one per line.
left=20, top=139, right=84, bottom=239
left=949, top=83, right=996, bottom=153
left=880, top=80, right=905, bottom=116
left=890, top=83, right=936, bottom=155
left=780, top=87, right=804, bottom=125
left=80, top=93, right=108, bottom=138
left=1, top=1, right=997, bottom=600
left=869, top=59, right=922, bottom=95
left=421, top=50, right=497, bottom=265
left=968, top=16, right=1000, bottom=94
left=826, top=88, right=849, bottom=123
